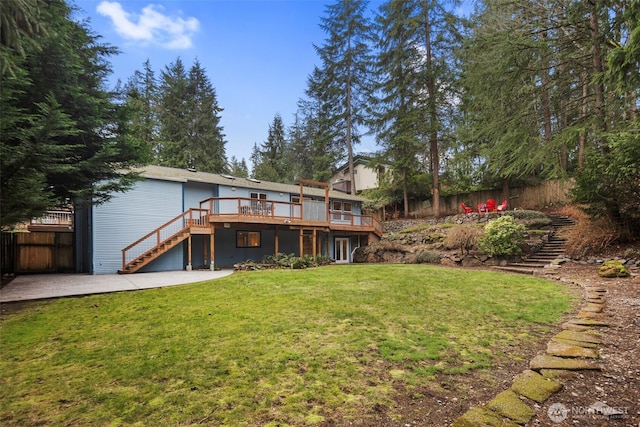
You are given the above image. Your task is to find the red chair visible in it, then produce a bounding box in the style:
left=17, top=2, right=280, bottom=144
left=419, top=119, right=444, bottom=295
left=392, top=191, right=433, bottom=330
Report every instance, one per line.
left=478, top=203, right=487, bottom=213
left=486, top=199, right=497, bottom=212
left=460, top=203, right=474, bottom=215
left=497, top=200, right=508, bottom=212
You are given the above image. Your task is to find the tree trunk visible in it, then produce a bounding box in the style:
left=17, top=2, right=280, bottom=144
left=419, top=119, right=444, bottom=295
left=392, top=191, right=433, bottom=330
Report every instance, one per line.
left=424, top=0, right=440, bottom=217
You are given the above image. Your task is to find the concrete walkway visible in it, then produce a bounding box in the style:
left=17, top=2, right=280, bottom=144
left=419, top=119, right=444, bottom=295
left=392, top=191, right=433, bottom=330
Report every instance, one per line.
left=0, top=270, right=234, bottom=303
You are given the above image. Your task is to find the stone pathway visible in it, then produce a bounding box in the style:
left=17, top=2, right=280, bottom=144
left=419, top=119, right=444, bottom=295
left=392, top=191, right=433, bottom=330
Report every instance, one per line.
left=451, top=277, right=609, bottom=427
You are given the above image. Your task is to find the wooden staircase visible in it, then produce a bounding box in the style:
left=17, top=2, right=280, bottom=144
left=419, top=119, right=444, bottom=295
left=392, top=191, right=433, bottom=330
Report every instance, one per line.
left=119, top=209, right=211, bottom=274
left=494, top=215, right=576, bottom=275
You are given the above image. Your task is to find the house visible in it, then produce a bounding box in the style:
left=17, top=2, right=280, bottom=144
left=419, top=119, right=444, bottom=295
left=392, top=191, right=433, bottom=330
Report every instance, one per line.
left=75, top=165, right=383, bottom=274
left=331, top=155, right=388, bottom=194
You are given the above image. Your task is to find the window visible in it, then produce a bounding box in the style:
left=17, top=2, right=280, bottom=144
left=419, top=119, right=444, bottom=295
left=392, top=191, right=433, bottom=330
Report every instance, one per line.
left=237, top=231, right=261, bottom=248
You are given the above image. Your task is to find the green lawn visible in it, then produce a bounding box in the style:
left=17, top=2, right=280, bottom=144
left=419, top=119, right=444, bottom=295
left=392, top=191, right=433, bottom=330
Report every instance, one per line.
left=0, top=265, right=576, bottom=426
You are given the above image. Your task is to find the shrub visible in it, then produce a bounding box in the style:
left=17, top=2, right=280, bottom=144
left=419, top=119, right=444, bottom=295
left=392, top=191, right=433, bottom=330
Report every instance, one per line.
left=478, top=216, right=526, bottom=257
left=444, top=224, right=484, bottom=254
left=598, top=260, right=630, bottom=278
left=258, top=253, right=328, bottom=270
left=623, top=248, right=640, bottom=259
left=563, top=214, right=621, bottom=258
left=508, top=209, right=548, bottom=220
left=414, top=250, right=441, bottom=264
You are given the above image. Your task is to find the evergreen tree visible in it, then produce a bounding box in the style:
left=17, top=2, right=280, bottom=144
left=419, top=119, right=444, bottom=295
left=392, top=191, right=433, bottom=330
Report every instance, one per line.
left=228, top=156, right=249, bottom=178
left=373, top=0, right=426, bottom=217
left=373, top=0, right=462, bottom=216
left=252, top=114, right=288, bottom=182
left=186, top=59, right=227, bottom=173
left=156, top=58, right=227, bottom=172
left=1, top=0, right=148, bottom=227
left=157, top=58, right=190, bottom=168
left=304, top=69, right=346, bottom=182
left=312, top=0, right=375, bottom=193
left=124, top=59, right=159, bottom=158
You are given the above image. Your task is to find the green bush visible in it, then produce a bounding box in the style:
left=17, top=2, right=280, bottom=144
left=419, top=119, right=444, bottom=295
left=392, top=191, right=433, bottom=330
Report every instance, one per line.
left=598, top=260, right=630, bottom=278
left=478, top=216, right=527, bottom=257
left=259, top=253, right=330, bottom=269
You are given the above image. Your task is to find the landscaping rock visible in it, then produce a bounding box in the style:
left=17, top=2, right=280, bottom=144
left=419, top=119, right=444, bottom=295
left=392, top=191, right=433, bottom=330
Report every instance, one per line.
left=554, top=329, right=603, bottom=344
left=546, top=340, right=599, bottom=358
left=486, top=389, right=535, bottom=425
left=582, top=303, right=604, bottom=313
left=452, top=406, right=521, bottom=427
left=552, top=337, right=598, bottom=349
left=565, top=318, right=609, bottom=327
left=598, top=260, right=630, bottom=278
left=539, top=369, right=576, bottom=381
left=511, top=370, right=562, bottom=403
left=530, top=355, right=601, bottom=371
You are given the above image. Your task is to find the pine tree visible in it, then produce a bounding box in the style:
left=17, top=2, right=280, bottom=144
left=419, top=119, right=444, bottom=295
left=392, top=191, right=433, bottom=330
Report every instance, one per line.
left=156, top=58, right=227, bottom=172
left=252, top=114, right=288, bottom=182
left=157, top=58, right=190, bottom=168
left=228, top=156, right=249, bottom=178
left=1, top=0, right=149, bottom=227
left=312, top=0, right=375, bottom=193
left=124, top=59, right=159, bottom=157
left=186, top=59, right=227, bottom=173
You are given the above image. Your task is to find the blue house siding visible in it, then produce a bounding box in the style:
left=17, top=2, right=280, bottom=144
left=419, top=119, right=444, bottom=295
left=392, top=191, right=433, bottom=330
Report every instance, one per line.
left=184, top=181, right=217, bottom=210
left=93, top=179, right=184, bottom=274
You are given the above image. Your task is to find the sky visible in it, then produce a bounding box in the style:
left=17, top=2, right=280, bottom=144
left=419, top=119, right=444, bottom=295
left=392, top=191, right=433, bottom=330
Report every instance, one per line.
left=74, top=0, right=474, bottom=166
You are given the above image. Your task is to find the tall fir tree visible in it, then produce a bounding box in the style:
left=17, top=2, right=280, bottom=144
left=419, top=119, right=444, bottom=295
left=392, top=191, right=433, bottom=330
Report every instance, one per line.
left=124, top=59, right=159, bottom=158
left=312, top=0, right=375, bottom=193
left=157, top=58, right=190, bottom=167
left=156, top=58, right=227, bottom=173
left=1, top=0, right=148, bottom=227
left=186, top=59, right=227, bottom=173
left=252, top=114, right=288, bottom=182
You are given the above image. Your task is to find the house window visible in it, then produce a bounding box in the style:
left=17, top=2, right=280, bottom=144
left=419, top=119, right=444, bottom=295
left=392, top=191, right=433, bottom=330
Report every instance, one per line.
left=237, top=231, right=261, bottom=248
left=250, top=192, right=267, bottom=201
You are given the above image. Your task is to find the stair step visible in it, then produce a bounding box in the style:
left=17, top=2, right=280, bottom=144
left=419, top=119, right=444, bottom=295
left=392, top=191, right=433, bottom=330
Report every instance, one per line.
left=493, top=266, right=535, bottom=274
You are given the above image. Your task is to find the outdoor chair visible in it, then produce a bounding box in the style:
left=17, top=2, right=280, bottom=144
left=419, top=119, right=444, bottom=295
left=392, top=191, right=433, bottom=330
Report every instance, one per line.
left=497, top=200, right=508, bottom=212
left=486, top=199, right=497, bottom=212
left=460, top=202, right=474, bottom=215
left=478, top=203, right=487, bottom=213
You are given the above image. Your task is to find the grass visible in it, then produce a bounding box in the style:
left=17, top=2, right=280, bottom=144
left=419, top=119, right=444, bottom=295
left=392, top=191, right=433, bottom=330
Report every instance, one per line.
left=0, top=265, right=576, bottom=426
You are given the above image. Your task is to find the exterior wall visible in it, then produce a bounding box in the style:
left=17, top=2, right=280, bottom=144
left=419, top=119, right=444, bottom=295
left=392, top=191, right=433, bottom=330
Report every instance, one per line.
left=184, top=181, right=217, bottom=209
left=91, top=171, right=372, bottom=273
left=92, top=179, right=184, bottom=274
left=331, top=161, right=382, bottom=193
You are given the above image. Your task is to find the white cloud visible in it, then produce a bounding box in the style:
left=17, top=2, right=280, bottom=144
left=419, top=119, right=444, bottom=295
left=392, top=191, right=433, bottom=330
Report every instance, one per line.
left=97, top=1, right=199, bottom=50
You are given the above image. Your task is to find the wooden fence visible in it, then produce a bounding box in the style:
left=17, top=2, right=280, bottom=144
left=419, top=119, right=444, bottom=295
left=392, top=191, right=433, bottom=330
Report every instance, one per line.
left=1, top=231, right=74, bottom=274
left=405, top=179, right=574, bottom=217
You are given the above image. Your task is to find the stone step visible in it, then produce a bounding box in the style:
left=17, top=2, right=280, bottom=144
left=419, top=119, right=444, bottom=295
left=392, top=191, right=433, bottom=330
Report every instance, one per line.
left=492, top=266, right=536, bottom=274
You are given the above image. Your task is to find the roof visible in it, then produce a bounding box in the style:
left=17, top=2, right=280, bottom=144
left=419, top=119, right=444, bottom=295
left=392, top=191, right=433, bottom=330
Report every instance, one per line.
left=139, top=165, right=368, bottom=202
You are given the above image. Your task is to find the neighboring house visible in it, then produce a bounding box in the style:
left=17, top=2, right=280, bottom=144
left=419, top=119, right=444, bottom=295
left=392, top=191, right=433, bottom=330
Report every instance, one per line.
left=331, top=155, right=388, bottom=194
left=75, top=165, right=383, bottom=274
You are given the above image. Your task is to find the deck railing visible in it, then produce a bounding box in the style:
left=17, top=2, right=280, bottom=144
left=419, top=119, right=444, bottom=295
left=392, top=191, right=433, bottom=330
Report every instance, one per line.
left=30, top=210, right=73, bottom=227
left=199, top=197, right=382, bottom=234
left=121, top=208, right=209, bottom=268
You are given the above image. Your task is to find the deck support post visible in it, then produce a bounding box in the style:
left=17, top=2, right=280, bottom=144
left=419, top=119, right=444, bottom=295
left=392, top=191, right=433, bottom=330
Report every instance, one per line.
left=312, top=228, right=317, bottom=258
left=214, top=224, right=216, bottom=271
left=299, top=228, right=304, bottom=257
left=186, top=234, right=193, bottom=271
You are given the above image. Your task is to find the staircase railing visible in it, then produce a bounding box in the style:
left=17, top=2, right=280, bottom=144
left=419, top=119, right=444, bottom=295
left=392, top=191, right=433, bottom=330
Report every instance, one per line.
left=121, top=208, right=209, bottom=270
